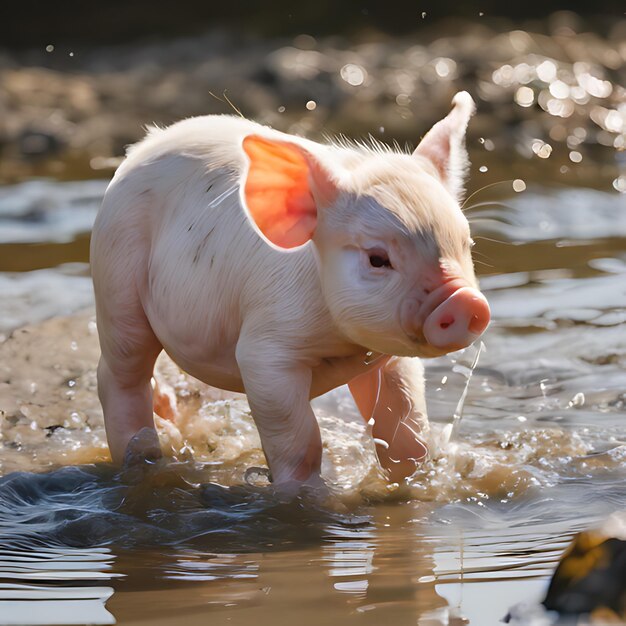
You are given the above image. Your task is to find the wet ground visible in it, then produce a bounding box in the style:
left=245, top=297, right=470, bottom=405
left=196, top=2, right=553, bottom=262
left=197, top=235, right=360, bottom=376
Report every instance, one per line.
left=1, top=18, right=626, bottom=626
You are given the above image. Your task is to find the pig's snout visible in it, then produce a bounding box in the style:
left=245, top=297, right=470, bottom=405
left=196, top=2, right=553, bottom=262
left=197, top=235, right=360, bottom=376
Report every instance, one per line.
left=422, top=287, right=490, bottom=351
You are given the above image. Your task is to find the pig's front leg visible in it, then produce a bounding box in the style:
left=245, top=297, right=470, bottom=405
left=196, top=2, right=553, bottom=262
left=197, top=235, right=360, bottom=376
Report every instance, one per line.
left=236, top=339, right=322, bottom=486
left=349, top=357, right=428, bottom=482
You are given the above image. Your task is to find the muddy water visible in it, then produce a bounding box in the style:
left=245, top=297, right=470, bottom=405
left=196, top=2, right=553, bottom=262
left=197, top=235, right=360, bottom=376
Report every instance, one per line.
left=0, top=167, right=625, bottom=626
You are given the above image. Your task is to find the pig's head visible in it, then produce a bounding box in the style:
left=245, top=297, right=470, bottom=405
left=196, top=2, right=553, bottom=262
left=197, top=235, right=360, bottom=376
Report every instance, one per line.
left=242, top=91, right=490, bottom=358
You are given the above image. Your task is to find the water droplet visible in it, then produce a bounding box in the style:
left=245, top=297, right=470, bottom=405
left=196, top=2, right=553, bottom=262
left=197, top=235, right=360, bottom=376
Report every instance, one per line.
left=305, top=100, right=316, bottom=111
left=479, top=165, right=488, bottom=173
left=69, top=51, right=74, bottom=57
left=568, top=392, right=585, bottom=408
left=45, top=44, right=54, bottom=52
left=512, top=179, right=526, bottom=192
left=421, top=11, right=427, bottom=18
left=569, top=150, right=583, bottom=163
left=277, top=105, right=285, bottom=113
left=364, top=351, right=383, bottom=365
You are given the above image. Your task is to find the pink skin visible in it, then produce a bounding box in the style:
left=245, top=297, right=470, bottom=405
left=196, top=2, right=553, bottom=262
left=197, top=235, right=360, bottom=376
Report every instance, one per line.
left=92, top=92, right=489, bottom=486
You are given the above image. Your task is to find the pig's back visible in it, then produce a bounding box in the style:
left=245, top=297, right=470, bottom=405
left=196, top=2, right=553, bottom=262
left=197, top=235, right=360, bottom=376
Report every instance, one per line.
left=93, top=115, right=327, bottom=389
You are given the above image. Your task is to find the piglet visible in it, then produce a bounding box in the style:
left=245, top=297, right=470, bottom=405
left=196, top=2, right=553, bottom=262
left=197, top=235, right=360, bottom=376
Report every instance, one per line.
left=90, top=92, right=490, bottom=484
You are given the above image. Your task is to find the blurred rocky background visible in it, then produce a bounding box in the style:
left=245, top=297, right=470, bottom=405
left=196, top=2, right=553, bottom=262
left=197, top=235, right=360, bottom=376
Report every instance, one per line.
left=0, top=1, right=624, bottom=192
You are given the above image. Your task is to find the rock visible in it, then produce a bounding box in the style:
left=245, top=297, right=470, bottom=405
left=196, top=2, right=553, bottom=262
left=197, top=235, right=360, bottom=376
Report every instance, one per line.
left=544, top=512, right=626, bottom=621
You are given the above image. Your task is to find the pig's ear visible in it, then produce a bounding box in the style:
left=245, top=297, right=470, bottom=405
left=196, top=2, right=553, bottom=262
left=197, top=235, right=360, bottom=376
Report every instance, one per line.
left=242, top=135, right=337, bottom=249
left=413, top=91, right=475, bottom=203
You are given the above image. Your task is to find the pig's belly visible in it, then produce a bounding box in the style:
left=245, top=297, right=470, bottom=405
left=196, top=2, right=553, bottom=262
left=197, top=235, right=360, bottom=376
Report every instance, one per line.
left=145, top=304, right=246, bottom=393
left=160, top=339, right=246, bottom=394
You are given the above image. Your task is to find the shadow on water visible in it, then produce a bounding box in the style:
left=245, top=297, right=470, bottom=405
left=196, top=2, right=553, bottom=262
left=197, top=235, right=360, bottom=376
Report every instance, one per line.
left=0, top=460, right=379, bottom=625
left=0, top=460, right=373, bottom=551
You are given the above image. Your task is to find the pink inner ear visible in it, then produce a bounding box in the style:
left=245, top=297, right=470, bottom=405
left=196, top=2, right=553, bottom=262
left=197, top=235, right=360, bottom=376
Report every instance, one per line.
left=413, top=92, right=475, bottom=202
left=242, top=135, right=317, bottom=249
left=416, top=130, right=451, bottom=181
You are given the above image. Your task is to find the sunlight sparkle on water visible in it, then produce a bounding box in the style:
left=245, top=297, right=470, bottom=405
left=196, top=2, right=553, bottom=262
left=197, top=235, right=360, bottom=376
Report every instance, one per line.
left=514, top=86, right=534, bottom=107
left=340, top=64, right=366, bottom=86
left=531, top=140, right=552, bottom=159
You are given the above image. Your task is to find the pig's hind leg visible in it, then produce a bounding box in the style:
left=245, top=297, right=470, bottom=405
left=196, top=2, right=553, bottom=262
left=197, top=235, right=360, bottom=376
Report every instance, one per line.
left=95, top=297, right=164, bottom=466
left=349, top=357, right=429, bottom=482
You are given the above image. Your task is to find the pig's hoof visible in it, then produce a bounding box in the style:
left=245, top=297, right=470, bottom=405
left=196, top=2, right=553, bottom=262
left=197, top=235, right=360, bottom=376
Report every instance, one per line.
left=122, top=427, right=163, bottom=468
left=271, top=472, right=330, bottom=503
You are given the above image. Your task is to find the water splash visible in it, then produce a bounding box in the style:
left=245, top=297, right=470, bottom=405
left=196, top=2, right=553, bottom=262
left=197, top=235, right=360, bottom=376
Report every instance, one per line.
left=441, top=342, right=485, bottom=445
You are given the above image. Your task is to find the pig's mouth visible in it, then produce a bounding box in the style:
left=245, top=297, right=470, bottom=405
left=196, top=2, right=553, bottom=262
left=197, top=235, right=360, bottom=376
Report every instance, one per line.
left=402, top=333, right=458, bottom=359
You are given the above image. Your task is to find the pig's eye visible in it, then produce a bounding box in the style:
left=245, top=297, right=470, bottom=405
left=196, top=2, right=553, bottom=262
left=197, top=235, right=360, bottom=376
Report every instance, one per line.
left=368, top=249, right=392, bottom=269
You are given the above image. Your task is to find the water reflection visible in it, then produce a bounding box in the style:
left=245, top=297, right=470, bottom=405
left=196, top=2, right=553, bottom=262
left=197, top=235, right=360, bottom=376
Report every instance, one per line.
left=323, top=527, right=375, bottom=598
left=0, top=545, right=118, bottom=625
left=164, top=552, right=259, bottom=582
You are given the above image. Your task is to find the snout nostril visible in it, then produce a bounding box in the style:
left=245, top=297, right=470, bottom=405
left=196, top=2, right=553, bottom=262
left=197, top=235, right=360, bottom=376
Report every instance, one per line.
left=439, top=314, right=454, bottom=330
left=469, top=312, right=489, bottom=334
